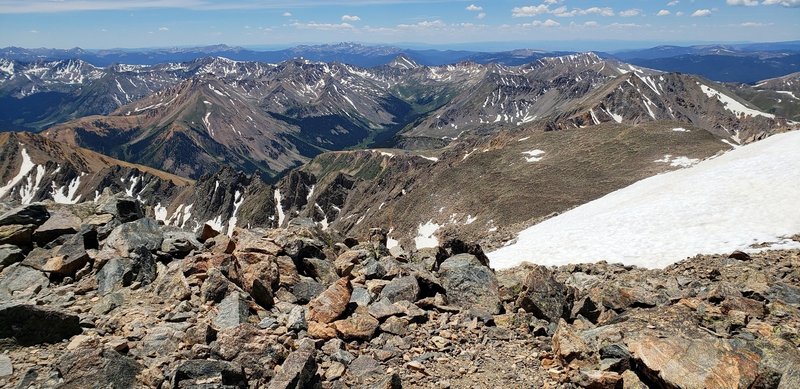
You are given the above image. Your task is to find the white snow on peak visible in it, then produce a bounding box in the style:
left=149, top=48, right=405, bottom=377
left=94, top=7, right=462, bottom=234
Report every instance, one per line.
left=522, top=149, right=545, bottom=162
left=52, top=175, right=82, bottom=204
left=699, top=84, right=775, bottom=119
left=489, top=130, right=800, bottom=270
left=672, top=127, right=690, bottom=132
left=0, top=146, right=37, bottom=200
left=274, top=188, right=285, bottom=227
left=227, top=190, right=244, bottom=236
left=154, top=203, right=169, bottom=222
left=414, top=220, right=441, bottom=249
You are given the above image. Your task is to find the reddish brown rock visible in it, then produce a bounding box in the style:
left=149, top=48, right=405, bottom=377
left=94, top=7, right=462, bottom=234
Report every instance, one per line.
left=307, top=277, right=352, bottom=324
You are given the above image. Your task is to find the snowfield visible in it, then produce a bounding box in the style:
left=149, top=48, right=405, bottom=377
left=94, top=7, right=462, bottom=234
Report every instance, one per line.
left=489, top=130, right=800, bottom=270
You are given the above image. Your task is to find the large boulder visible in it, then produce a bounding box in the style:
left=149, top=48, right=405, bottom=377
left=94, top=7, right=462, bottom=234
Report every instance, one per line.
left=0, top=224, right=34, bottom=246
left=56, top=345, right=145, bottom=389
left=437, top=254, right=501, bottom=314
left=96, top=247, right=157, bottom=295
left=215, top=292, right=250, bottom=330
left=378, top=276, right=420, bottom=303
left=0, top=263, right=49, bottom=301
left=515, top=265, right=573, bottom=322
left=42, top=230, right=95, bottom=276
left=627, top=335, right=762, bottom=388
left=104, top=218, right=163, bottom=256
left=0, top=303, right=81, bottom=345
left=268, top=339, right=319, bottom=389
left=233, top=252, right=279, bottom=308
left=32, top=209, right=80, bottom=245
left=161, top=227, right=202, bottom=258
left=96, top=194, right=144, bottom=223
left=0, top=203, right=49, bottom=227
left=171, top=359, right=247, bottom=389
left=307, top=277, right=351, bottom=324
left=0, top=244, right=23, bottom=266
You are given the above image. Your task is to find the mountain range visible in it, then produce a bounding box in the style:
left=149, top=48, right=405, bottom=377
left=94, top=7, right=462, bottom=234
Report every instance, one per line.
left=0, top=45, right=798, bottom=249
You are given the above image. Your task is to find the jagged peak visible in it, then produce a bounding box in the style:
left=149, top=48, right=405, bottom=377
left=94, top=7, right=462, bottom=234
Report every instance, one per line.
left=387, top=54, right=420, bottom=70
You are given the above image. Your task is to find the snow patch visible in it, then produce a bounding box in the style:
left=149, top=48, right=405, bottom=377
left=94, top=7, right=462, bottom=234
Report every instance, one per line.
left=700, top=84, right=775, bottom=119
left=227, top=190, right=244, bottom=236
left=52, top=175, right=82, bottom=204
left=522, top=149, right=546, bottom=162
left=414, top=220, right=441, bottom=249
left=489, top=130, right=800, bottom=269
left=274, top=188, right=285, bottom=227
left=672, top=127, right=690, bottom=132
left=654, top=154, right=700, bottom=168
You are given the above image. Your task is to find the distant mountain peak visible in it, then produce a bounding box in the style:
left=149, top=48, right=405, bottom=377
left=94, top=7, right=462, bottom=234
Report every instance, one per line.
left=387, top=54, right=420, bottom=70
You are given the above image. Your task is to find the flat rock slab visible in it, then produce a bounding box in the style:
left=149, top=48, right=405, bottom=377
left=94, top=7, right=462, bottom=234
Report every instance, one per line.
left=0, top=303, right=82, bottom=345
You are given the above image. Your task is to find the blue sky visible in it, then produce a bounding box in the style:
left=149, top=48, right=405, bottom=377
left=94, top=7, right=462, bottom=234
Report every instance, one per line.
left=0, top=0, right=798, bottom=50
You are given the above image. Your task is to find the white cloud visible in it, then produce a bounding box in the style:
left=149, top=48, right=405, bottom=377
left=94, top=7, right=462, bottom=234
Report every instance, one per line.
left=619, top=9, right=642, bottom=17
left=158, top=26, right=169, bottom=31
left=282, top=11, right=292, bottom=17
left=341, top=14, right=360, bottom=22
left=667, top=0, right=679, bottom=5
left=726, top=0, right=759, bottom=5
left=676, top=11, right=684, bottom=15
left=548, top=5, right=615, bottom=17
left=740, top=21, right=770, bottom=26
left=657, top=9, right=671, bottom=16
left=512, top=5, right=549, bottom=17
left=762, top=0, right=800, bottom=6
left=608, top=22, right=643, bottom=28
left=466, top=4, right=482, bottom=11
left=291, top=21, right=354, bottom=30
left=584, top=21, right=599, bottom=27
left=29, top=29, right=39, bottom=33
left=476, top=12, right=486, bottom=19
left=520, top=19, right=561, bottom=27
left=691, top=9, right=712, bottom=16
left=397, top=19, right=447, bottom=29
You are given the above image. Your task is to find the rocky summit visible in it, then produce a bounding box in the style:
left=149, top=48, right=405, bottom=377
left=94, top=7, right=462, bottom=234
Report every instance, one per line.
left=0, top=197, right=798, bottom=388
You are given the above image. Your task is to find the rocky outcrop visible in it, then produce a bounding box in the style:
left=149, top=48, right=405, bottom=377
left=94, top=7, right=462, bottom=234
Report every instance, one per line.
left=0, top=197, right=798, bottom=388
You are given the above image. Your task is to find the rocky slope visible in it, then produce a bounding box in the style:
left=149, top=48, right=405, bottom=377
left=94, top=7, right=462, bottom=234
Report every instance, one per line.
left=0, top=132, right=192, bottom=207
left=0, top=199, right=798, bottom=388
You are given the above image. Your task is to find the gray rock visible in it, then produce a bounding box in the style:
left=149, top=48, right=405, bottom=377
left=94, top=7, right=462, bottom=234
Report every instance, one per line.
left=104, top=218, right=163, bottom=256
left=287, top=305, right=307, bottom=332
left=96, top=247, right=156, bottom=295
left=201, top=268, right=230, bottom=303
left=161, top=227, right=201, bottom=258
left=91, top=292, right=124, bottom=315
left=368, top=298, right=404, bottom=320
left=361, top=259, right=387, bottom=280
left=438, top=254, right=501, bottom=314
left=215, top=293, right=249, bottom=330
left=0, top=224, right=34, bottom=246
left=0, top=354, right=11, bottom=377
left=516, top=264, right=573, bottom=322
left=293, top=279, right=326, bottom=304
left=57, top=347, right=145, bottom=389
left=0, top=244, right=24, bottom=266
left=171, top=359, right=247, bottom=389
left=32, top=210, right=80, bottom=246
left=0, top=263, right=48, bottom=300
left=330, top=349, right=355, bottom=365
left=350, top=287, right=373, bottom=306
left=96, top=195, right=143, bottom=223
left=0, top=204, right=49, bottom=227
left=348, top=355, right=383, bottom=376
left=302, top=258, right=339, bottom=285
left=268, top=338, right=319, bottom=389
left=0, top=303, right=81, bottom=345
left=378, top=276, right=420, bottom=303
